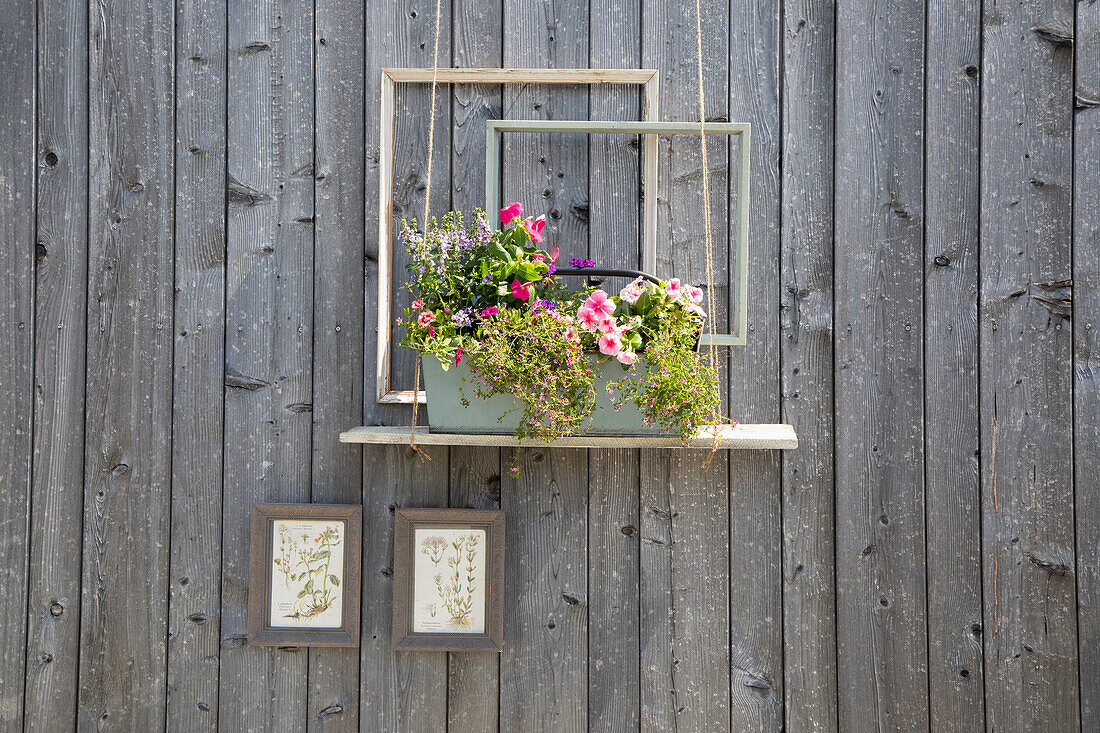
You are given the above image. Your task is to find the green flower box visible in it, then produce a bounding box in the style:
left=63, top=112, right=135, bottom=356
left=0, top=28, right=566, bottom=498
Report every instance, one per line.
left=421, top=355, right=664, bottom=436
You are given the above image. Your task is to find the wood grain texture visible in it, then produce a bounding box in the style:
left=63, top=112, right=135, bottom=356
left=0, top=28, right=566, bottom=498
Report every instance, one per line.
left=640, top=452, right=731, bottom=732
left=923, top=0, right=984, bottom=728
left=359, top=446, right=448, bottom=731
left=359, top=2, right=449, bottom=730
left=728, top=0, right=783, bottom=727
left=446, top=446, right=501, bottom=732
left=499, top=447, right=589, bottom=732
left=499, top=3, right=590, bottom=730
left=833, top=0, right=928, bottom=729
left=23, top=0, right=87, bottom=728
left=979, top=0, right=1079, bottom=729
left=779, top=0, right=837, bottom=730
left=78, top=0, right=175, bottom=727
left=588, top=450, right=639, bottom=732
left=218, top=0, right=314, bottom=727
left=166, top=0, right=227, bottom=728
left=0, top=0, right=35, bottom=727
left=308, top=0, right=365, bottom=725
left=640, top=0, right=731, bottom=729
left=588, top=1, right=642, bottom=728
left=1075, top=0, right=1100, bottom=726
left=447, top=0, right=503, bottom=726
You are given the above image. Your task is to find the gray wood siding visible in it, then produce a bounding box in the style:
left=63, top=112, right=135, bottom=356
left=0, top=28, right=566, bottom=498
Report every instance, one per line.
left=0, top=0, right=1095, bottom=730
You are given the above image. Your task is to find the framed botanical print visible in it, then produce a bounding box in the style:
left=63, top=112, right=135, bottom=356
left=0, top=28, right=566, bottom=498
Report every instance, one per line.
left=248, top=503, right=362, bottom=646
left=392, top=508, right=505, bottom=651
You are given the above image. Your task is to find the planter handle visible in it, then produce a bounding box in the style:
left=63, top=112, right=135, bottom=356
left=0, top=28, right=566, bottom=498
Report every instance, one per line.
left=551, top=267, right=662, bottom=285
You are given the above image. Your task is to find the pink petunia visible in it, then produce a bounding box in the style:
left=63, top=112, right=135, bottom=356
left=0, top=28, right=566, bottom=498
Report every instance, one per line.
left=666, top=278, right=682, bottom=297
left=576, top=306, right=601, bottom=330
left=563, top=327, right=579, bottom=343
left=412, top=299, right=425, bottom=309
left=532, top=252, right=545, bottom=262
left=510, top=279, right=533, bottom=301
left=549, top=246, right=560, bottom=262
left=598, top=331, right=623, bottom=356
left=523, top=215, right=547, bottom=243
left=684, top=285, right=704, bottom=305
left=584, top=290, right=616, bottom=319
left=455, top=347, right=463, bottom=365
left=417, top=311, right=435, bottom=327
left=619, top=277, right=645, bottom=305
left=428, top=325, right=435, bottom=336
left=596, top=316, right=617, bottom=334
left=479, top=306, right=499, bottom=317
left=499, top=202, right=523, bottom=223
left=616, top=350, right=637, bottom=365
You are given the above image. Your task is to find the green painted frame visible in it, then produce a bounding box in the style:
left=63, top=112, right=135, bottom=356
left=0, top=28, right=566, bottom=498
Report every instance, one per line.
left=486, top=119, right=751, bottom=347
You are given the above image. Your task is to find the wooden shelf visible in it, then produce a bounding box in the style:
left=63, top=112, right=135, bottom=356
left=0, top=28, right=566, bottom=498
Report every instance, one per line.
left=339, top=424, right=797, bottom=450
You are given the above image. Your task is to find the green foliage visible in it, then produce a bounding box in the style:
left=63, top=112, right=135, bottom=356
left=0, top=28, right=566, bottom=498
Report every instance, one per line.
left=466, top=307, right=597, bottom=441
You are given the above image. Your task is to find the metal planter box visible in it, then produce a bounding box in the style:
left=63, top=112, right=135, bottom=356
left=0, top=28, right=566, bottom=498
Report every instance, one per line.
left=421, top=355, right=664, bottom=436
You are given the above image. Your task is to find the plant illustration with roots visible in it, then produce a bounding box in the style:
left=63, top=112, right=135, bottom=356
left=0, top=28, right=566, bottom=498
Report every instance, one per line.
left=420, top=533, right=480, bottom=628
left=273, top=524, right=342, bottom=621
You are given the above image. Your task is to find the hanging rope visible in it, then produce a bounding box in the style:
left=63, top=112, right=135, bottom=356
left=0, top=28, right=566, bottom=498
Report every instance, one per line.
left=694, top=0, right=724, bottom=465
left=694, top=0, right=719, bottom=377
left=408, top=0, right=444, bottom=459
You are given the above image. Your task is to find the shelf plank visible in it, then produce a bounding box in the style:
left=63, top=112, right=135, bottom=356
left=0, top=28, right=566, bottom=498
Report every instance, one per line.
left=339, top=424, right=797, bottom=450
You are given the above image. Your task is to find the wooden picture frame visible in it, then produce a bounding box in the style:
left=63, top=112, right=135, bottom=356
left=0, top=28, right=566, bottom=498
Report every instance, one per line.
left=485, top=119, right=751, bottom=346
left=248, top=503, right=362, bottom=647
left=392, top=508, right=506, bottom=651
left=376, top=67, right=660, bottom=404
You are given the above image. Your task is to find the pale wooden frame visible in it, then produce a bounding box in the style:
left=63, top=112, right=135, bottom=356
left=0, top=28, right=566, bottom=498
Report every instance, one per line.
left=376, top=68, right=660, bottom=404
left=486, top=119, right=751, bottom=347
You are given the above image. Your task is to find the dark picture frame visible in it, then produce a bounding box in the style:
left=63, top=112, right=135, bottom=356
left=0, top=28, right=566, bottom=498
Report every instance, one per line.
left=392, top=508, right=505, bottom=651
left=248, top=503, right=362, bottom=647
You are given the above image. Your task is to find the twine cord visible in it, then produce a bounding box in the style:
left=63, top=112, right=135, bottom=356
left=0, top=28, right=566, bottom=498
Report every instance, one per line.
left=409, top=0, right=443, bottom=459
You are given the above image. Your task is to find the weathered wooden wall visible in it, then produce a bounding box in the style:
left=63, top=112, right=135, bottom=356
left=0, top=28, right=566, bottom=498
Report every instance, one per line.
left=0, top=0, right=1095, bottom=730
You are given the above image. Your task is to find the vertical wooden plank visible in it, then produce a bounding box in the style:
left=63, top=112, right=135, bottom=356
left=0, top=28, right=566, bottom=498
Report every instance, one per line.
left=446, top=450, right=501, bottom=732
left=166, top=0, right=226, bottom=727
left=500, top=448, right=589, bottom=732
left=23, top=0, right=87, bottom=728
left=0, top=0, right=35, bottom=727
left=639, top=452, right=730, bottom=732
left=447, top=0, right=502, bottom=728
left=641, top=0, right=731, bottom=730
left=779, top=0, right=837, bottom=730
left=588, top=448, right=640, bottom=731
left=1075, top=0, right=1100, bottom=726
left=728, top=0, right=783, bottom=728
left=498, top=3, right=590, bottom=731
left=308, top=0, right=365, bottom=727
left=923, top=0, right=984, bottom=728
left=589, top=1, right=641, bottom=730
left=219, top=0, right=314, bottom=728
left=979, top=0, right=1078, bottom=729
left=359, top=448, right=448, bottom=732
left=360, top=1, right=450, bottom=729
left=833, top=0, right=928, bottom=728
left=79, top=0, right=175, bottom=727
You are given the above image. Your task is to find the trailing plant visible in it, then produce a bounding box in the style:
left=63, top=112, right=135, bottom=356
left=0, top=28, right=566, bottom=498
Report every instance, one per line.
left=465, top=305, right=597, bottom=441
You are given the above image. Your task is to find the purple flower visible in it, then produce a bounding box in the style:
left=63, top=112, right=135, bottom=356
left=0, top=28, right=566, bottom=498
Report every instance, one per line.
left=569, top=258, right=595, bottom=268
left=536, top=298, right=557, bottom=310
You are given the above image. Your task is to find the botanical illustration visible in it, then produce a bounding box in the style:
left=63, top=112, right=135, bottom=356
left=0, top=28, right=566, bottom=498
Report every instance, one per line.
left=412, top=528, right=486, bottom=634
left=269, top=520, right=345, bottom=628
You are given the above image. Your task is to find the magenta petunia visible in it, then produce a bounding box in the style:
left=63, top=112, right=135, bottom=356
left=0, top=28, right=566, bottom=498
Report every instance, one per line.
left=499, top=201, right=523, bottom=223
left=510, top=279, right=533, bottom=301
